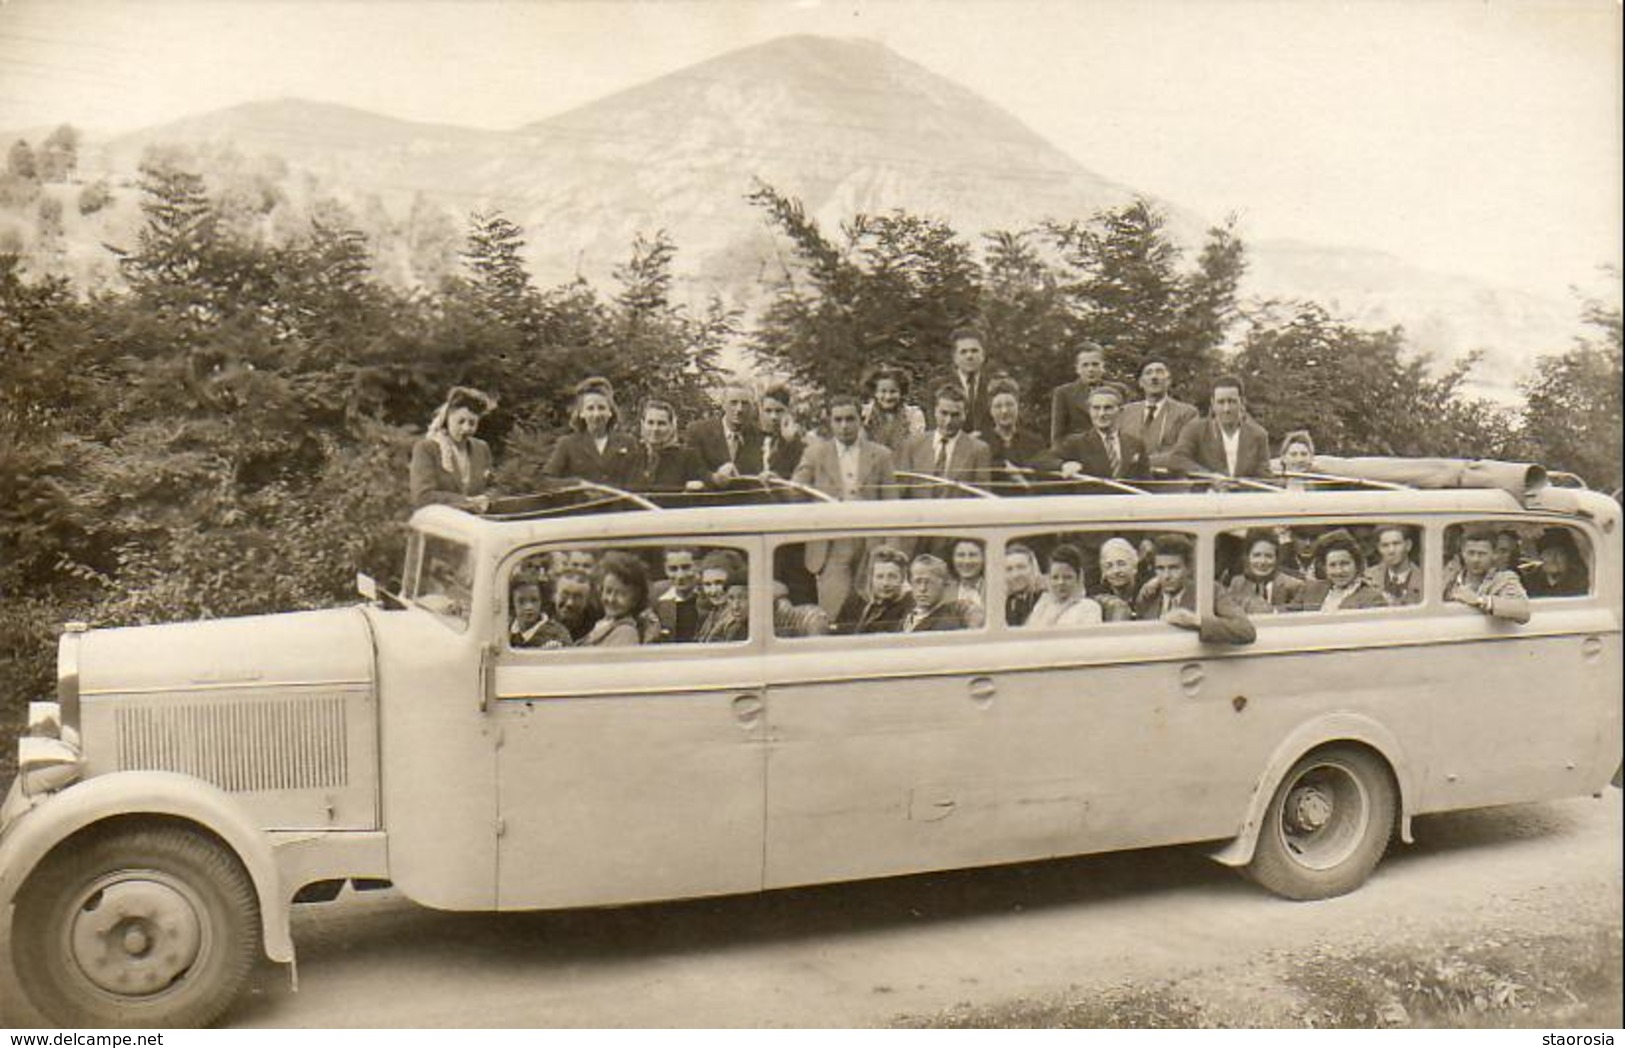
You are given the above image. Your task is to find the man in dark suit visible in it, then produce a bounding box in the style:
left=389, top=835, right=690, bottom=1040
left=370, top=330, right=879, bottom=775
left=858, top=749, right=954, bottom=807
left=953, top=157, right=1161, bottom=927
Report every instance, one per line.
left=791, top=394, right=899, bottom=614
left=896, top=384, right=993, bottom=496
left=937, top=326, right=997, bottom=436
left=686, top=381, right=764, bottom=486
left=1037, top=385, right=1150, bottom=483
left=1049, top=342, right=1108, bottom=444
left=629, top=399, right=707, bottom=492
left=1120, top=358, right=1201, bottom=468
left=901, top=555, right=971, bottom=632
left=1362, top=525, right=1424, bottom=606
left=1133, top=534, right=1255, bottom=645
left=758, top=383, right=807, bottom=478
left=1164, top=375, right=1272, bottom=481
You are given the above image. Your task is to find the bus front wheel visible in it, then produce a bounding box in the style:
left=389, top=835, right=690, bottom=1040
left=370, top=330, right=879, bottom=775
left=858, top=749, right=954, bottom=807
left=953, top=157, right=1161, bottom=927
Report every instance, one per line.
left=12, top=824, right=261, bottom=1028
left=1245, top=745, right=1396, bottom=900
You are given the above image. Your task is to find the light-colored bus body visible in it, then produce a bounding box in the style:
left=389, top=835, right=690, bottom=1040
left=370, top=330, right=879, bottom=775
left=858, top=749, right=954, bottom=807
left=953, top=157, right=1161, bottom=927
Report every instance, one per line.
left=3, top=481, right=1619, bottom=1026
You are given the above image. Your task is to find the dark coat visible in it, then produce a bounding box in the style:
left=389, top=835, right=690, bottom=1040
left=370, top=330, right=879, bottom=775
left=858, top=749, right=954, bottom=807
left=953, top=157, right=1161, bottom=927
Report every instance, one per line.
left=1291, top=578, right=1389, bottom=612
left=626, top=443, right=707, bottom=492
left=410, top=436, right=493, bottom=508
left=835, top=592, right=912, bottom=634
left=1165, top=416, right=1273, bottom=478
left=1049, top=380, right=1095, bottom=445
left=686, top=418, right=766, bottom=478
left=932, top=367, right=998, bottom=436
left=984, top=426, right=1048, bottom=486
left=902, top=599, right=970, bottom=632
left=1037, top=428, right=1151, bottom=481
left=543, top=430, right=640, bottom=487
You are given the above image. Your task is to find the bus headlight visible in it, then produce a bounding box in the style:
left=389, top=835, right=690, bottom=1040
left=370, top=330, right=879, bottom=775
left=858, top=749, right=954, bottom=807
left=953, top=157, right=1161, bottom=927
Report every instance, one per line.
left=18, top=735, right=83, bottom=796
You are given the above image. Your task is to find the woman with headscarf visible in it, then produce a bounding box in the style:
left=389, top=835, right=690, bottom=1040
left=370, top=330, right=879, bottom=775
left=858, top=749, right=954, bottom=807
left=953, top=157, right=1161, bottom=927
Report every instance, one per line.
left=410, top=386, right=496, bottom=510
left=543, top=376, right=639, bottom=487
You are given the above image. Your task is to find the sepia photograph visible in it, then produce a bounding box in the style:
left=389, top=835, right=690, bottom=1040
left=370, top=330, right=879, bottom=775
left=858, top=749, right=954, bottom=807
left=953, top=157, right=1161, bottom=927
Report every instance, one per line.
left=0, top=0, right=1619, bottom=1032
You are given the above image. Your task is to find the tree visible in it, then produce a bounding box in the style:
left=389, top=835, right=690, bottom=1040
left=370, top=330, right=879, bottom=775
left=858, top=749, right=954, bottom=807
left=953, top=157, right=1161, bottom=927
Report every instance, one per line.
left=1520, top=293, right=1623, bottom=491
left=749, top=181, right=981, bottom=394
left=462, top=210, right=536, bottom=321
left=37, top=125, right=80, bottom=182
left=1233, top=300, right=1517, bottom=459
left=6, top=139, right=37, bottom=181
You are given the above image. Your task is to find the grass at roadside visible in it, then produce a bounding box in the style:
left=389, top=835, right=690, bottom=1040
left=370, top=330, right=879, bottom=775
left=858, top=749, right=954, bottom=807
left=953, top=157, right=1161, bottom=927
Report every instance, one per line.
left=895, top=927, right=1624, bottom=1029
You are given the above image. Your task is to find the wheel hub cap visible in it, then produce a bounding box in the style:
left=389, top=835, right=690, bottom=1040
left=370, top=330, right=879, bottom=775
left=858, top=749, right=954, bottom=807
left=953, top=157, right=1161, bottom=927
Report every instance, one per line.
left=1286, top=785, right=1334, bottom=833
left=69, top=879, right=203, bottom=995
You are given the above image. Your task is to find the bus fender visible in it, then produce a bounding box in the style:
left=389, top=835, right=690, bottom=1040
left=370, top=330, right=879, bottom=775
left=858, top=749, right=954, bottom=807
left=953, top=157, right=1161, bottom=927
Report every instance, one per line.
left=1206, top=714, right=1415, bottom=867
left=0, top=770, right=294, bottom=964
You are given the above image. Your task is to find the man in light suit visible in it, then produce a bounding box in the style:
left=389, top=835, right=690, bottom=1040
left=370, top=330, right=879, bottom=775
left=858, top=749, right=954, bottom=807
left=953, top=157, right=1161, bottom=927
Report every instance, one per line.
left=791, top=394, right=898, bottom=614
left=895, top=384, right=993, bottom=497
left=1363, top=525, right=1424, bottom=606
left=1049, top=342, right=1108, bottom=444
left=1120, top=358, right=1201, bottom=469
left=1037, top=385, right=1150, bottom=483
left=1165, top=374, right=1272, bottom=481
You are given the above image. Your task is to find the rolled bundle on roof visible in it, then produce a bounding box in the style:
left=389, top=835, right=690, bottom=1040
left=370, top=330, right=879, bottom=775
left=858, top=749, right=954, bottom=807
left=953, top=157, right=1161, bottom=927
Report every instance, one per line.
left=1312, top=456, right=1548, bottom=500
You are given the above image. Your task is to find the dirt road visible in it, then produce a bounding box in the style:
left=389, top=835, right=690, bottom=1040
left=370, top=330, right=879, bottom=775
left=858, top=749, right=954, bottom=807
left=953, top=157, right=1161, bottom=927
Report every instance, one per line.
left=210, top=793, right=1618, bottom=1028
left=2, top=793, right=1617, bottom=1028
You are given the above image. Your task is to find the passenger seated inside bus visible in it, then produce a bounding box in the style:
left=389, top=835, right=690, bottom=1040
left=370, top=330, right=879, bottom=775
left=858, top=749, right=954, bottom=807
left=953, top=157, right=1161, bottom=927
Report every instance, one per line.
left=1024, top=543, right=1103, bottom=629
left=652, top=546, right=704, bottom=643
left=834, top=545, right=912, bottom=634
left=1289, top=529, right=1386, bottom=612
left=1524, top=526, right=1590, bottom=597
left=1136, top=534, right=1256, bottom=644
left=901, top=554, right=975, bottom=632
left=772, top=581, right=831, bottom=637
left=1443, top=525, right=1531, bottom=623
left=509, top=577, right=572, bottom=649
left=1004, top=544, right=1044, bottom=627
left=696, top=549, right=749, bottom=643
left=581, top=550, right=652, bottom=646
left=1224, top=528, right=1305, bottom=614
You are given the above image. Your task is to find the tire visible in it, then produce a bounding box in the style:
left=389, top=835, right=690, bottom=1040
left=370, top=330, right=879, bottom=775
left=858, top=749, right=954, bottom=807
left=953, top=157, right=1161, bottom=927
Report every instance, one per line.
left=1245, top=745, right=1396, bottom=901
left=12, top=825, right=261, bottom=1028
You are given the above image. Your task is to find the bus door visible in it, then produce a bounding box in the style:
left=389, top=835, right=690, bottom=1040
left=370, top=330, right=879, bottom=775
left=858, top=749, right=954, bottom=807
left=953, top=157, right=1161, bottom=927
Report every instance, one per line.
left=489, top=539, right=768, bottom=910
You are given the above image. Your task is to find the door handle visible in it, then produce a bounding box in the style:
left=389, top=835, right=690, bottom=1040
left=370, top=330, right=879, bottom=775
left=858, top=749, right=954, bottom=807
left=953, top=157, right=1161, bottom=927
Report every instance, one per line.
left=732, top=693, right=764, bottom=726
left=968, top=676, right=996, bottom=705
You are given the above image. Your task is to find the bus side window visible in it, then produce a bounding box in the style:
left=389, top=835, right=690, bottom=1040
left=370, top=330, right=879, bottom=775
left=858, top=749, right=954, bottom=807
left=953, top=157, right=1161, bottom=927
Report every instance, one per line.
left=772, top=535, right=986, bottom=637
left=1227, top=523, right=1423, bottom=614
left=1518, top=524, right=1590, bottom=598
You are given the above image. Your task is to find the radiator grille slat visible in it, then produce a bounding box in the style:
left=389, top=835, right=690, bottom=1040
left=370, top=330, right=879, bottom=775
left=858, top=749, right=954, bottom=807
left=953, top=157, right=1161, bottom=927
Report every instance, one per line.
left=116, top=696, right=349, bottom=792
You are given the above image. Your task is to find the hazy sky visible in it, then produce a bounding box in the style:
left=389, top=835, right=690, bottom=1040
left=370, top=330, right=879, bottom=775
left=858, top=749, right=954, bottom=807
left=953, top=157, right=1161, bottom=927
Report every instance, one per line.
left=1, top=0, right=1618, bottom=300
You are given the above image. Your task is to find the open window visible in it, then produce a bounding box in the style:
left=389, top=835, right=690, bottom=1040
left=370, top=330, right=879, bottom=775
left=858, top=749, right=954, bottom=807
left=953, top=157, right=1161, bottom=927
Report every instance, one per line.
left=504, top=542, right=755, bottom=652
left=772, top=534, right=988, bottom=638
left=1007, top=528, right=1197, bottom=629
left=1216, top=522, right=1424, bottom=614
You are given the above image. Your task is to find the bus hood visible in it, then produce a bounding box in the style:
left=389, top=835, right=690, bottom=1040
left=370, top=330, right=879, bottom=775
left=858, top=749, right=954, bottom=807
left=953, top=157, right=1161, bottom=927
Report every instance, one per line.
left=77, top=607, right=376, bottom=698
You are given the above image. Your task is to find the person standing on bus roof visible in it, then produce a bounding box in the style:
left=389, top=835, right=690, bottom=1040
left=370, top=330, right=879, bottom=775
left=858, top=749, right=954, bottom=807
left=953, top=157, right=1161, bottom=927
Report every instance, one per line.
left=688, top=381, right=765, bottom=487
left=984, top=377, right=1047, bottom=489
left=1164, top=375, right=1272, bottom=480
left=792, top=394, right=899, bottom=615
left=938, top=326, right=998, bottom=436
left=1049, top=342, right=1109, bottom=444
left=897, top=383, right=993, bottom=496
left=543, top=377, right=638, bottom=487
left=410, top=386, right=496, bottom=511
left=1121, top=358, right=1200, bottom=466
left=1135, top=534, right=1256, bottom=644
left=758, top=383, right=807, bottom=479
left=1444, top=526, right=1531, bottom=623
left=1039, top=385, right=1150, bottom=482
left=630, top=399, right=707, bottom=492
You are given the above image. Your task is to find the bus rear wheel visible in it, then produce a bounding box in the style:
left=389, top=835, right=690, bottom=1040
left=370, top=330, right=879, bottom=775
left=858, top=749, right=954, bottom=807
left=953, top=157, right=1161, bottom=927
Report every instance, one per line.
left=1246, top=745, right=1396, bottom=900
left=12, top=825, right=261, bottom=1028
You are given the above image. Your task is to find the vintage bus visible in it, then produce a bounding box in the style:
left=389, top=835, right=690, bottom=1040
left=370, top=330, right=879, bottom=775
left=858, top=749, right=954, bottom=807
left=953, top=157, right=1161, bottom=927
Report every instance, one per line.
left=1, top=459, right=1619, bottom=1026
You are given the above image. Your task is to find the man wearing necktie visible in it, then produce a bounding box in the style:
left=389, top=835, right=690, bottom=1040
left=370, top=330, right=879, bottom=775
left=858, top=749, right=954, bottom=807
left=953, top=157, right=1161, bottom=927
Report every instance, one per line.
left=939, top=326, right=997, bottom=436
left=1362, top=525, right=1424, bottom=606
left=685, top=382, right=765, bottom=487
left=897, top=384, right=992, bottom=498
left=1037, top=385, right=1150, bottom=484
left=1121, top=358, right=1201, bottom=469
